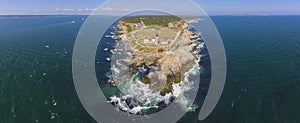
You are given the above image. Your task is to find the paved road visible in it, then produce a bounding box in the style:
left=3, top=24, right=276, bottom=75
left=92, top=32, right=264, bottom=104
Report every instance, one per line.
left=131, top=28, right=145, bottom=48
left=168, top=31, right=181, bottom=47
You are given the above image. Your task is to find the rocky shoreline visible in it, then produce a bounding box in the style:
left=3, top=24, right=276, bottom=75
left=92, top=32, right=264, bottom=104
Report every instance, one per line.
left=111, top=16, right=204, bottom=95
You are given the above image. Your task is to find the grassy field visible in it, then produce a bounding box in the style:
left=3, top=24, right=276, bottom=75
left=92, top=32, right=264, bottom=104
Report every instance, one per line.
left=135, top=27, right=176, bottom=45
left=120, top=16, right=181, bottom=27
left=160, top=28, right=176, bottom=39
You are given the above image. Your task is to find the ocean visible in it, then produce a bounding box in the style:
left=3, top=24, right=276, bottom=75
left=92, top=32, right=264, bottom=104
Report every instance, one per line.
left=0, top=15, right=300, bottom=123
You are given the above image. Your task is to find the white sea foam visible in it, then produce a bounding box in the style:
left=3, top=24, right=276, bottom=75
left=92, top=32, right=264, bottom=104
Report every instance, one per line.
left=111, top=65, right=120, bottom=74
left=173, top=63, right=200, bottom=112
left=107, top=36, right=204, bottom=114
left=108, top=63, right=200, bottom=114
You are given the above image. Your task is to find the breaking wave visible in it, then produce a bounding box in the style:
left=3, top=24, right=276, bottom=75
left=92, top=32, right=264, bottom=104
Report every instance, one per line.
left=106, top=43, right=204, bottom=115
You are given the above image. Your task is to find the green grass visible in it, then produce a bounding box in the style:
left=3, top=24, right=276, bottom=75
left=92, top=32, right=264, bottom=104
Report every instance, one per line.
left=125, top=24, right=133, bottom=32
left=120, top=16, right=182, bottom=27
left=135, top=28, right=176, bottom=45
left=130, top=39, right=143, bottom=50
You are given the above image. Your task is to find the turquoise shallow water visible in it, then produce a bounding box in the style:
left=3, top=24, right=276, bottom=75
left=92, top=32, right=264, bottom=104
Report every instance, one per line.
left=0, top=15, right=300, bottom=123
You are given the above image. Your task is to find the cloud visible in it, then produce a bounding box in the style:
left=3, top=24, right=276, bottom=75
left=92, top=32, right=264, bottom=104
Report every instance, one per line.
left=63, top=8, right=74, bottom=12
left=102, top=7, right=114, bottom=11
left=101, top=7, right=132, bottom=12
left=55, top=8, right=96, bottom=12
left=51, top=8, right=96, bottom=15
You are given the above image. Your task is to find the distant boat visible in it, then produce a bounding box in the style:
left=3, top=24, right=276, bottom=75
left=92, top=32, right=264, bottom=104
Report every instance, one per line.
left=110, top=50, right=114, bottom=54
left=70, top=21, right=75, bottom=24
left=111, top=35, right=118, bottom=39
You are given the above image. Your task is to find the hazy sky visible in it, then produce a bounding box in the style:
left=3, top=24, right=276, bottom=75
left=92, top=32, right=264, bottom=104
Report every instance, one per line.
left=0, top=0, right=299, bottom=15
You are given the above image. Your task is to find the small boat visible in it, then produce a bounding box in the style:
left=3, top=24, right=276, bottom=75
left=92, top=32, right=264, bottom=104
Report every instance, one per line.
left=106, top=58, right=111, bottom=61
left=110, top=50, right=114, bottom=54
left=105, top=35, right=111, bottom=38
left=70, top=21, right=75, bottom=24
left=111, top=35, right=118, bottom=39
left=104, top=48, right=108, bottom=51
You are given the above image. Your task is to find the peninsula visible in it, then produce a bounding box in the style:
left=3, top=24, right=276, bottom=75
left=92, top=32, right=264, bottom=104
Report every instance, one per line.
left=111, top=16, right=203, bottom=96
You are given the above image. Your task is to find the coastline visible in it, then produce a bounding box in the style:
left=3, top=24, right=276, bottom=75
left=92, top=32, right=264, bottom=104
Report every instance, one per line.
left=111, top=16, right=203, bottom=95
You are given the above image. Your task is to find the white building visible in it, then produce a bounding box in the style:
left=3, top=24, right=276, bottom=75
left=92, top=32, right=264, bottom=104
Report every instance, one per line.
left=144, top=38, right=150, bottom=44
left=151, top=38, right=157, bottom=43
left=161, top=40, right=168, bottom=45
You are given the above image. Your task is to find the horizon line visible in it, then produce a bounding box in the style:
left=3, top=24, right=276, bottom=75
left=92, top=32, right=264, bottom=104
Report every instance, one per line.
left=0, top=14, right=300, bottom=16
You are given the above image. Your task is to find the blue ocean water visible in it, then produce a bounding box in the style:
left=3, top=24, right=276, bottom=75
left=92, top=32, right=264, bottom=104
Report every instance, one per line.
left=182, top=16, right=300, bottom=123
left=0, top=15, right=300, bottom=123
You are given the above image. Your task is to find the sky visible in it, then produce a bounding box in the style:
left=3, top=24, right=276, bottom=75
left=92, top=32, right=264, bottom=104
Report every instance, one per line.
left=0, top=0, right=299, bottom=15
